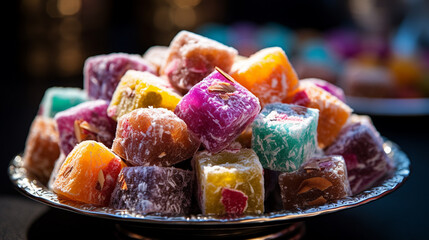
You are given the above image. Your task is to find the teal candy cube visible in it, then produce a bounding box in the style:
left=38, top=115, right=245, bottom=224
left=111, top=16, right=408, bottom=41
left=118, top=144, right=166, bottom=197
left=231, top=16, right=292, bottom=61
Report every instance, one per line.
left=252, top=103, right=319, bottom=172
left=39, top=87, right=88, bottom=118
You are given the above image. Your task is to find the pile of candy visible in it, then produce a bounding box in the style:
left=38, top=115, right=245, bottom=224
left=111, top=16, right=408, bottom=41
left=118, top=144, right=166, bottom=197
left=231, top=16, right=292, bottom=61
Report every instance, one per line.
left=23, top=30, right=394, bottom=216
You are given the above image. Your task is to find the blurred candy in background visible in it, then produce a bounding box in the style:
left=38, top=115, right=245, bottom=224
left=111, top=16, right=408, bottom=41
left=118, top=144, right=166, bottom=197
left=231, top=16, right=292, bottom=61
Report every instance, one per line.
left=14, top=0, right=429, bottom=116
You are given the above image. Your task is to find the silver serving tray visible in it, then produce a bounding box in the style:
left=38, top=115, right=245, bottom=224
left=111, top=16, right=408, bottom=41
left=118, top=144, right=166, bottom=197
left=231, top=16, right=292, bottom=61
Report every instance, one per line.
left=9, top=139, right=410, bottom=226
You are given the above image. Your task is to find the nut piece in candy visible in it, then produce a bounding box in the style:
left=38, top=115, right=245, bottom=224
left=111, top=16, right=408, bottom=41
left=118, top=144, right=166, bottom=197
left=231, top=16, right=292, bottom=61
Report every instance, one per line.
left=297, top=177, right=333, bottom=194
left=74, top=119, right=99, bottom=143
left=215, top=66, right=237, bottom=83
left=61, top=165, right=74, bottom=179
left=208, top=82, right=236, bottom=93
left=96, top=170, right=105, bottom=191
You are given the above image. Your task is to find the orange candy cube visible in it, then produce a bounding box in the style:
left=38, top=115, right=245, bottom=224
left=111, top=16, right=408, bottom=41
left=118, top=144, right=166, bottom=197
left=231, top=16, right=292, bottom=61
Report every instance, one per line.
left=230, top=47, right=299, bottom=107
left=285, top=81, right=352, bottom=149
left=52, top=140, right=126, bottom=206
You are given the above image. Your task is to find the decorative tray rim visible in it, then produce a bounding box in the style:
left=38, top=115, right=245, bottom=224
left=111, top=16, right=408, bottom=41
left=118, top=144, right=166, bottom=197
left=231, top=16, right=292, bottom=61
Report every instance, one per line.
left=9, top=139, right=410, bottom=225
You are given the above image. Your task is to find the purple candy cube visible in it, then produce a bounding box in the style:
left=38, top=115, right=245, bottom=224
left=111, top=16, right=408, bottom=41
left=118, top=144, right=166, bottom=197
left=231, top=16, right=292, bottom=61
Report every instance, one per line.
left=55, top=100, right=117, bottom=155
left=110, top=166, right=194, bottom=215
left=84, top=53, right=157, bottom=101
left=300, top=78, right=346, bottom=102
left=325, top=115, right=393, bottom=194
left=175, top=68, right=261, bottom=153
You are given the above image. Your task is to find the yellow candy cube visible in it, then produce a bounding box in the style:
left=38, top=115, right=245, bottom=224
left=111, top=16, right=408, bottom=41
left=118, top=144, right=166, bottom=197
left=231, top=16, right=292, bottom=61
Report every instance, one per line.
left=107, top=70, right=182, bottom=120
left=194, top=148, right=264, bottom=215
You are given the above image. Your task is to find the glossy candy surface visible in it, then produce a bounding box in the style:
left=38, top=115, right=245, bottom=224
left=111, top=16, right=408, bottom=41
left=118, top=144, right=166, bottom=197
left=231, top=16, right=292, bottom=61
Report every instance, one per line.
left=52, top=140, right=125, bottom=206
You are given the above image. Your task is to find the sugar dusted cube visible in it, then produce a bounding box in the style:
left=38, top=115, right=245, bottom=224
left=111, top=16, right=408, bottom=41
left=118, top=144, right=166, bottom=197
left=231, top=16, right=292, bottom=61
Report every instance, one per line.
left=55, top=100, right=117, bottom=155
left=23, top=116, right=60, bottom=184
left=107, top=70, right=182, bottom=121
left=110, top=166, right=194, bottom=215
left=143, top=46, right=169, bottom=74
left=300, top=78, right=345, bottom=102
left=52, top=140, right=126, bottom=206
left=84, top=53, right=157, bottom=101
left=161, top=30, right=238, bottom=94
left=175, top=68, right=261, bottom=153
left=230, top=47, right=299, bottom=107
left=112, top=107, right=200, bottom=167
left=285, top=81, right=352, bottom=149
left=193, top=148, right=264, bottom=215
left=325, top=115, right=393, bottom=194
left=279, top=155, right=352, bottom=210
left=252, top=103, right=319, bottom=172
left=38, top=87, right=87, bottom=118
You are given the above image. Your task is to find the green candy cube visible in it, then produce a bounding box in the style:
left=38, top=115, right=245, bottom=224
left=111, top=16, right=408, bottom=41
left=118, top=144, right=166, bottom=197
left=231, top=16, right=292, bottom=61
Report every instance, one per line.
left=252, top=103, right=319, bottom=172
left=39, top=87, right=88, bottom=118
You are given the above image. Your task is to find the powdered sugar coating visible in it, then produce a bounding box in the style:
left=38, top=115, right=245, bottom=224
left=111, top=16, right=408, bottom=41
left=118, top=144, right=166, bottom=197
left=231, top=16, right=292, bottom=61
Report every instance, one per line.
left=279, top=155, right=351, bottom=210
left=55, top=100, right=117, bottom=155
left=112, top=108, right=200, bottom=166
left=161, top=31, right=238, bottom=94
left=300, top=78, right=345, bottom=102
left=193, top=149, right=264, bottom=215
left=23, top=116, right=60, bottom=184
left=107, top=70, right=182, bottom=121
left=110, top=166, right=194, bottom=215
left=84, top=53, right=157, bottom=101
left=325, top=117, right=392, bottom=194
left=287, top=81, right=352, bottom=149
left=252, top=103, right=319, bottom=172
left=175, top=70, right=261, bottom=153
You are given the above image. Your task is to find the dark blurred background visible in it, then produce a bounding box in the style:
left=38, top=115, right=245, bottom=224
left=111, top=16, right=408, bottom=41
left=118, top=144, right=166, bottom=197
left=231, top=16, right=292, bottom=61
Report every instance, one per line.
left=1, top=0, right=429, bottom=239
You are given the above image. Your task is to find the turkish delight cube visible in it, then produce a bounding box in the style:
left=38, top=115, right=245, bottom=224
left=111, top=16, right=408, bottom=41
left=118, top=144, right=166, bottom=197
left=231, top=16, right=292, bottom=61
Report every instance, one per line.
left=23, top=116, right=60, bottom=184
left=143, top=46, right=169, bottom=74
left=52, top=140, right=126, bottom=206
left=300, top=78, right=345, bottom=102
left=252, top=103, right=319, bottom=172
left=161, top=30, right=238, bottom=94
left=325, top=115, right=393, bottom=194
left=38, top=87, right=87, bottom=118
left=230, top=47, right=299, bottom=107
left=84, top=53, right=157, bottom=101
left=279, top=155, right=352, bottom=210
left=112, top=107, right=200, bottom=167
left=107, top=70, right=182, bottom=121
left=110, top=166, right=194, bottom=215
left=175, top=68, right=260, bottom=153
left=285, top=81, right=352, bottom=149
left=193, top=148, right=264, bottom=215
left=55, top=100, right=117, bottom=155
